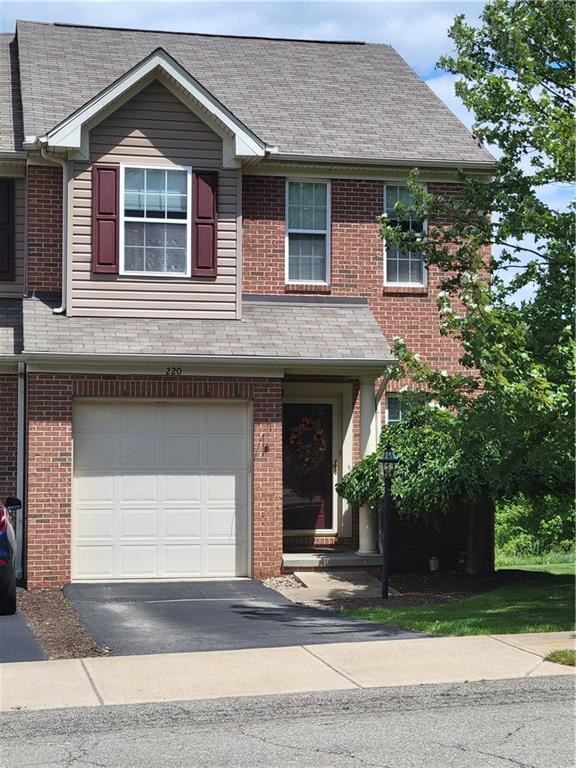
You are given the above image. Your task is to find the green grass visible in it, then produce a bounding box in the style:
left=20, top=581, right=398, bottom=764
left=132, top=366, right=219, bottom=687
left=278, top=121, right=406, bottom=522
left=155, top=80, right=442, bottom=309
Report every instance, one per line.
left=499, top=562, right=575, bottom=575
left=343, top=575, right=575, bottom=636
left=545, top=649, right=576, bottom=667
left=495, top=551, right=575, bottom=576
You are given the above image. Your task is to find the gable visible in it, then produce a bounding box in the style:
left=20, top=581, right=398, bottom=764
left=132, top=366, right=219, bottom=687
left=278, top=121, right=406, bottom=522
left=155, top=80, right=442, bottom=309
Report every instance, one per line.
left=90, top=80, right=222, bottom=166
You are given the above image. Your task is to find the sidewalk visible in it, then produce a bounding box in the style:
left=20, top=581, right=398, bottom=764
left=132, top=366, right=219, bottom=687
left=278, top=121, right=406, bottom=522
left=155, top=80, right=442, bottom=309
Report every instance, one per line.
left=1, top=631, right=573, bottom=712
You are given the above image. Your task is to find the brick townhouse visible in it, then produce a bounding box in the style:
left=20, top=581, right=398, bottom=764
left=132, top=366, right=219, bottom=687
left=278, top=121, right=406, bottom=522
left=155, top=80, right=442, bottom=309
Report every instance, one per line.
left=0, top=21, right=495, bottom=589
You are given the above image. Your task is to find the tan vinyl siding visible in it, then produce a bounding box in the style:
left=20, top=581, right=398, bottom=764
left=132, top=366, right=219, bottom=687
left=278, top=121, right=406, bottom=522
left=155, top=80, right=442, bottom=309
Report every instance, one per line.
left=0, top=177, right=24, bottom=298
left=70, top=80, right=238, bottom=318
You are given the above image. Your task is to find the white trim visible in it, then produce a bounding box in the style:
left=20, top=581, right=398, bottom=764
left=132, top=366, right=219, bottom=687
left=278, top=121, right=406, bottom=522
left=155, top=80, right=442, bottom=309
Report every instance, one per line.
left=35, top=49, right=267, bottom=165
left=119, top=164, right=192, bottom=278
left=284, top=179, right=331, bottom=285
left=383, top=183, right=428, bottom=288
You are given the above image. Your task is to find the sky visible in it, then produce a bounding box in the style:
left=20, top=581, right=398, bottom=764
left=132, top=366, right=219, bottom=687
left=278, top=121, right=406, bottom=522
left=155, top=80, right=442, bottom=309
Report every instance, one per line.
left=2, top=1, right=572, bottom=300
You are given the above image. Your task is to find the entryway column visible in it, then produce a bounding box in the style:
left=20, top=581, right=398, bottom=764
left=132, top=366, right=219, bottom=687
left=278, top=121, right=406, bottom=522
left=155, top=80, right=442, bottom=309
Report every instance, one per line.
left=357, top=379, right=379, bottom=554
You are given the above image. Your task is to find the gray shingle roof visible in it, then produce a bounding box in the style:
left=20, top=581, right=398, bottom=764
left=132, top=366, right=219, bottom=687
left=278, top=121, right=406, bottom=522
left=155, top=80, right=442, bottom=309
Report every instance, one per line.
left=23, top=295, right=393, bottom=365
left=0, top=33, right=23, bottom=152
left=15, top=20, right=494, bottom=166
left=0, top=299, right=23, bottom=355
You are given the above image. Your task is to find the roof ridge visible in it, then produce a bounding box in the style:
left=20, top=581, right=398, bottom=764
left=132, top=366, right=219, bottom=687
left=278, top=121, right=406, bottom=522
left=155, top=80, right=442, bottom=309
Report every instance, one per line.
left=19, top=19, right=370, bottom=46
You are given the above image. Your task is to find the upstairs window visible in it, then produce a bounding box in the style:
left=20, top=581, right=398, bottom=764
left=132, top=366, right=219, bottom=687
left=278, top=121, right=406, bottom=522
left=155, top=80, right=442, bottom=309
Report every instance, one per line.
left=384, top=185, right=426, bottom=286
left=286, top=181, right=330, bottom=283
left=121, top=166, right=191, bottom=276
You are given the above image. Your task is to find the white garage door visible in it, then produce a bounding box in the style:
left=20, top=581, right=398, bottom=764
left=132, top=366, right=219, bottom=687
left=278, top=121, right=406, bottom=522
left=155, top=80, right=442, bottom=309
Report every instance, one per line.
left=72, top=402, right=250, bottom=581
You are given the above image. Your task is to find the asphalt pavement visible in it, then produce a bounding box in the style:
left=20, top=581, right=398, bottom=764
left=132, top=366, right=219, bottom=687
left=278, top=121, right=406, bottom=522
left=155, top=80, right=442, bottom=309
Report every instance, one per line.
left=0, top=609, right=45, bottom=662
left=2, top=676, right=574, bottom=767
left=63, top=580, right=417, bottom=655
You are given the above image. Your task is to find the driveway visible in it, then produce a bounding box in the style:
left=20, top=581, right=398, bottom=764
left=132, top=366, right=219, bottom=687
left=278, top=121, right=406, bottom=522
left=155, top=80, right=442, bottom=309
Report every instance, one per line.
left=64, top=580, right=418, bottom=656
left=0, top=610, right=46, bottom=663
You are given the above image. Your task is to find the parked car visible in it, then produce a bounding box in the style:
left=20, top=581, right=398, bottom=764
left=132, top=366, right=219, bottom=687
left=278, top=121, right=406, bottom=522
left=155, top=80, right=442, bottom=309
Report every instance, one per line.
left=0, top=498, right=21, bottom=616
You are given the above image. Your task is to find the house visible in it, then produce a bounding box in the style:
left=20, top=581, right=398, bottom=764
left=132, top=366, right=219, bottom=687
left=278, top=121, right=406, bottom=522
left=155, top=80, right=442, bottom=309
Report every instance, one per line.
left=0, top=21, right=495, bottom=589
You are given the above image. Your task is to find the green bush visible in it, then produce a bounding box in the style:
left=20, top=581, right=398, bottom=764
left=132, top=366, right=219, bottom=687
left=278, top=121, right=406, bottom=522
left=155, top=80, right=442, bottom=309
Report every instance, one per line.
left=495, top=495, right=575, bottom=559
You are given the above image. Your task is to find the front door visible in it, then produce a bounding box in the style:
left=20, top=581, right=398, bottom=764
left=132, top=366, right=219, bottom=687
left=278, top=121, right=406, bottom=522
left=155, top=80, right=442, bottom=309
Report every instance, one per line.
left=282, top=403, right=333, bottom=531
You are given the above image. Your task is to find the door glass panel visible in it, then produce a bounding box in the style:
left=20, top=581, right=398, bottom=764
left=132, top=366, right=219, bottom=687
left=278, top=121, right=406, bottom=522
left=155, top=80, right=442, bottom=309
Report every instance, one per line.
left=282, top=403, right=333, bottom=530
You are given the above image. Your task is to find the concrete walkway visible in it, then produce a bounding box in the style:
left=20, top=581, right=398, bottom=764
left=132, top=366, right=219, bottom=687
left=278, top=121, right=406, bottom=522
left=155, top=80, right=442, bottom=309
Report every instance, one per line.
left=1, top=631, right=573, bottom=712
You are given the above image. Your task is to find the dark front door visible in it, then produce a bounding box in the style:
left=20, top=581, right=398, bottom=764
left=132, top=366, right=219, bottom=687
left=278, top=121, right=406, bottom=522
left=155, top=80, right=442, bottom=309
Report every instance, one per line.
left=282, top=403, right=333, bottom=531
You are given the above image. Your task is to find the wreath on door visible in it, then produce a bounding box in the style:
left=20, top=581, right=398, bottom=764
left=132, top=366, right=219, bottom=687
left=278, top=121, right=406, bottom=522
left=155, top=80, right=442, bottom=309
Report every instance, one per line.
left=289, top=416, right=327, bottom=473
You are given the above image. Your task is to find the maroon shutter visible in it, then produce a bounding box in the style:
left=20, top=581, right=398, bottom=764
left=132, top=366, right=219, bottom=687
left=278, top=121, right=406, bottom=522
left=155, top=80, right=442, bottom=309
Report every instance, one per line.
left=91, top=165, right=119, bottom=274
left=0, top=179, right=15, bottom=282
left=192, top=171, right=217, bottom=277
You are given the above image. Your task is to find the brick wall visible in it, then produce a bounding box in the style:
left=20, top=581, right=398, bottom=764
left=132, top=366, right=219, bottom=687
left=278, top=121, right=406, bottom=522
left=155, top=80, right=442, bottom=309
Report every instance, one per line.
left=26, top=165, right=63, bottom=294
left=26, top=374, right=283, bottom=588
left=0, top=376, right=18, bottom=502
left=243, top=176, right=464, bottom=378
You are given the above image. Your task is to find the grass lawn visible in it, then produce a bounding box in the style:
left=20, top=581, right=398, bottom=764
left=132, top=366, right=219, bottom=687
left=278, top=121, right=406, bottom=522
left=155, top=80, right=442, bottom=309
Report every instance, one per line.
left=498, top=562, right=575, bottom=576
left=343, top=574, right=575, bottom=636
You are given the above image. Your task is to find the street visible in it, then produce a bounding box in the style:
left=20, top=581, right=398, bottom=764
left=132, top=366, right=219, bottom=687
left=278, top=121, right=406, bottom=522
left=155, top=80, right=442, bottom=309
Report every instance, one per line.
left=2, top=676, right=574, bottom=767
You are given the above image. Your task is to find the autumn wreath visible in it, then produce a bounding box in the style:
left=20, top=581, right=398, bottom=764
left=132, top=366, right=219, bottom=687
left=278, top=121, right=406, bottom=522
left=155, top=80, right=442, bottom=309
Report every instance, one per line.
left=289, top=416, right=327, bottom=471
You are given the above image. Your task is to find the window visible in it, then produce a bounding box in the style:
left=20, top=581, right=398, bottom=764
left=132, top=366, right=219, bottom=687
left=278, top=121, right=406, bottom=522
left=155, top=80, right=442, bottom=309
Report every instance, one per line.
left=384, top=185, right=426, bottom=285
left=386, top=394, right=407, bottom=424
left=286, top=181, right=330, bottom=283
left=121, top=166, right=191, bottom=276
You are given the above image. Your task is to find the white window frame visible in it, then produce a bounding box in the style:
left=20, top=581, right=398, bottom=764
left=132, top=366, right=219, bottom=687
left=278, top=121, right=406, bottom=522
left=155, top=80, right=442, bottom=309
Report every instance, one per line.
left=119, top=163, right=193, bottom=278
left=285, top=179, right=331, bottom=285
left=383, top=184, right=428, bottom=288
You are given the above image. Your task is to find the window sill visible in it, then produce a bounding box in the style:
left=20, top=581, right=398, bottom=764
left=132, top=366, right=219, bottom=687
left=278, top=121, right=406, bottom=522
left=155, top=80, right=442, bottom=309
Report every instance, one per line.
left=382, top=284, right=428, bottom=296
left=285, top=283, right=332, bottom=295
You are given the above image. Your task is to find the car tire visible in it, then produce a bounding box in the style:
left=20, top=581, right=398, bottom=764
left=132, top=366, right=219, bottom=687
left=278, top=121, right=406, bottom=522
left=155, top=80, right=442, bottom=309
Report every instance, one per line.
left=0, top=572, right=16, bottom=615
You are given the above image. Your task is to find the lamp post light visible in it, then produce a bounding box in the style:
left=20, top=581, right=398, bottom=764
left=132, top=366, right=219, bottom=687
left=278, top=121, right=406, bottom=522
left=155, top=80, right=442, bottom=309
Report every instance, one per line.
left=379, top=446, right=398, bottom=599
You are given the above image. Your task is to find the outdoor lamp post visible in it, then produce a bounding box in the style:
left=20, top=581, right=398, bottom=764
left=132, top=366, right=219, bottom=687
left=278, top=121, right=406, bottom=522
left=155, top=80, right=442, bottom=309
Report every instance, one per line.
left=379, top=446, right=398, bottom=599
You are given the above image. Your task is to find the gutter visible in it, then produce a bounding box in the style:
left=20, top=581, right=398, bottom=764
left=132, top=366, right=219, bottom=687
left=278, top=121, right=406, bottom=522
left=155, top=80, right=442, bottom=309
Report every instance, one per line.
left=22, top=350, right=395, bottom=369
left=39, top=145, right=69, bottom=315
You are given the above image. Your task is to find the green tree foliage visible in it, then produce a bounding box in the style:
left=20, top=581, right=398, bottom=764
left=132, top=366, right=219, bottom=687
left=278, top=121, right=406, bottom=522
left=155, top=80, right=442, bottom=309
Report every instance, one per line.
left=338, top=0, right=575, bottom=553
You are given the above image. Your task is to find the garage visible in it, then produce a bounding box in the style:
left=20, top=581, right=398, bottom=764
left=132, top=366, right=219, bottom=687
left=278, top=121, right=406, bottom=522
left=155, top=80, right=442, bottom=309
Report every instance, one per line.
left=72, top=401, right=250, bottom=581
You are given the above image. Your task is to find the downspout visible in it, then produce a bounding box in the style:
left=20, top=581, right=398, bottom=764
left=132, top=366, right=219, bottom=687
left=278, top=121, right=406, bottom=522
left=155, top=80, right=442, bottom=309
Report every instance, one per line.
left=39, top=144, right=68, bottom=314
left=15, top=360, right=26, bottom=580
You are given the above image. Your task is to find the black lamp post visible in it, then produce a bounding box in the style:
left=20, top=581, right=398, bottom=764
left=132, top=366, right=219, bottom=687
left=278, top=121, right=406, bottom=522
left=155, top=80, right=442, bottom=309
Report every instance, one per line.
left=379, top=446, right=398, bottom=599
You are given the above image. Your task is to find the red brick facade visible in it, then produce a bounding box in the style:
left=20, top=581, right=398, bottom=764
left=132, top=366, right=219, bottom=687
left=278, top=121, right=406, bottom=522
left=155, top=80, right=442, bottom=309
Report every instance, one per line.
left=242, top=176, right=464, bottom=383
left=0, top=375, right=18, bottom=503
left=26, top=374, right=283, bottom=588
left=26, top=165, right=63, bottom=295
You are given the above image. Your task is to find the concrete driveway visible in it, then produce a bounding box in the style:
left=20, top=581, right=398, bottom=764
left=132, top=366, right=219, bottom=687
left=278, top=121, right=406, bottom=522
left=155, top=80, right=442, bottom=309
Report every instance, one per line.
left=64, top=580, right=417, bottom=656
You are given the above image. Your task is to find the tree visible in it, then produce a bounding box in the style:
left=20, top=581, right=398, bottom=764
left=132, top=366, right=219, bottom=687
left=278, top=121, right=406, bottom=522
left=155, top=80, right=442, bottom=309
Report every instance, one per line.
left=337, top=0, right=575, bottom=571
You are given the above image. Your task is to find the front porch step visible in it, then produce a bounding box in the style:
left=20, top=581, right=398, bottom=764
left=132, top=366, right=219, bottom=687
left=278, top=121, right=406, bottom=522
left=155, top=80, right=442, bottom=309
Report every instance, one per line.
left=282, top=551, right=381, bottom=569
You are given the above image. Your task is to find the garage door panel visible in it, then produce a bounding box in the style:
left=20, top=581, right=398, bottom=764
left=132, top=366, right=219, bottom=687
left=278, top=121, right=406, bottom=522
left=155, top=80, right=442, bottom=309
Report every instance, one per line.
left=74, top=474, right=115, bottom=502
left=208, top=407, right=246, bottom=434
left=119, top=436, right=157, bottom=467
left=120, top=507, right=158, bottom=539
left=164, top=474, right=202, bottom=501
left=120, top=546, right=158, bottom=577
left=75, top=508, right=115, bottom=539
left=206, top=507, right=237, bottom=538
left=118, top=474, right=158, bottom=502
left=74, top=405, right=116, bottom=434
left=119, top=405, right=157, bottom=433
left=75, top=546, right=115, bottom=578
left=204, top=544, right=237, bottom=576
left=74, top=435, right=114, bottom=469
left=163, top=406, right=206, bottom=434
left=164, top=508, right=202, bottom=538
left=73, top=402, right=249, bottom=580
left=162, top=436, right=203, bottom=468
left=207, top=436, right=246, bottom=467
left=164, top=545, right=202, bottom=576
